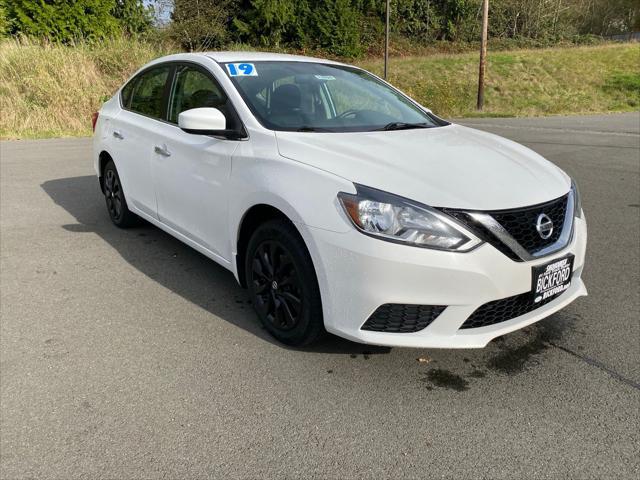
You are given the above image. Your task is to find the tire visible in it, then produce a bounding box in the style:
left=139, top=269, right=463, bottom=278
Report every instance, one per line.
left=245, top=219, right=325, bottom=346
left=102, top=160, right=138, bottom=228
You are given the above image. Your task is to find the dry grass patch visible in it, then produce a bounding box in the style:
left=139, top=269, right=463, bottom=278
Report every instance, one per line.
left=0, top=38, right=175, bottom=139
left=0, top=40, right=638, bottom=139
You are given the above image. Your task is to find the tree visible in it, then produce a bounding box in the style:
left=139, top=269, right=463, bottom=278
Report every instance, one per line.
left=232, top=0, right=362, bottom=55
left=310, top=0, right=362, bottom=56
left=232, top=0, right=299, bottom=47
left=0, top=1, right=9, bottom=38
left=394, top=0, right=438, bottom=38
left=170, top=0, right=233, bottom=50
left=575, top=0, right=640, bottom=36
left=5, top=0, right=120, bottom=42
left=113, top=0, right=154, bottom=35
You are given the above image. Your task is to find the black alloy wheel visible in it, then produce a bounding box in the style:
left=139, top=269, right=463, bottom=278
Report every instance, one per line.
left=246, top=220, right=324, bottom=346
left=104, top=168, right=123, bottom=221
left=251, top=240, right=303, bottom=331
left=103, top=160, right=137, bottom=228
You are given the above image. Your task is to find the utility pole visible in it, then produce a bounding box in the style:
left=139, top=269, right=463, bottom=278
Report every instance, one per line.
left=384, top=0, right=390, bottom=79
left=477, top=0, right=489, bottom=110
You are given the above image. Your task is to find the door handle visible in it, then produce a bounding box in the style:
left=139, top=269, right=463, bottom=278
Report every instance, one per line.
left=112, top=130, right=124, bottom=140
left=154, top=145, right=171, bottom=157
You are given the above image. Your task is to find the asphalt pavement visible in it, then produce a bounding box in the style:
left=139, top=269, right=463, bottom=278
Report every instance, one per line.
left=1, top=113, right=639, bottom=479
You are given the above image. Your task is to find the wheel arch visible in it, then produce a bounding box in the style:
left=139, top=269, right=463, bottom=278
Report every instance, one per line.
left=98, top=150, right=114, bottom=193
left=235, top=203, right=300, bottom=288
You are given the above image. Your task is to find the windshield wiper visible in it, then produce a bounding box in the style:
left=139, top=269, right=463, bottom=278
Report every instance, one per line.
left=296, top=126, right=334, bottom=132
left=377, top=122, right=432, bottom=131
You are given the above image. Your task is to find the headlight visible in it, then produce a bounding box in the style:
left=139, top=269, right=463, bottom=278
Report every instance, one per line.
left=338, top=185, right=483, bottom=251
left=571, top=179, right=583, bottom=218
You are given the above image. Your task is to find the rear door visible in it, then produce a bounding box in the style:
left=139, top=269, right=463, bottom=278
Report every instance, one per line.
left=152, top=63, right=242, bottom=261
left=108, top=64, right=172, bottom=219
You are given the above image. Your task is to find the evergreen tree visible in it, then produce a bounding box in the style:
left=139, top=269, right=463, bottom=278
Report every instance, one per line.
left=113, top=0, right=154, bottom=35
left=311, top=0, right=361, bottom=56
left=232, top=0, right=298, bottom=47
left=5, top=0, right=120, bottom=42
left=0, top=1, right=9, bottom=38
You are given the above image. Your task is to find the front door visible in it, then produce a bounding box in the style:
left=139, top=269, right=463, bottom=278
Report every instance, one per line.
left=153, top=64, right=240, bottom=261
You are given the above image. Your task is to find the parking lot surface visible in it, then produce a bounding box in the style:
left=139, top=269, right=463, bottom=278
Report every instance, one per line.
left=1, top=113, right=639, bottom=479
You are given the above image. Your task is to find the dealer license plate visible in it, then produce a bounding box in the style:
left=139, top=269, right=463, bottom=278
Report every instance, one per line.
left=531, top=254, right=574, bottom=304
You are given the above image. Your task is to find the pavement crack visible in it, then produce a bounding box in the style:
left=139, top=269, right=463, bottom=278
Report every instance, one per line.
left=547, top=341, right=640, bottom=391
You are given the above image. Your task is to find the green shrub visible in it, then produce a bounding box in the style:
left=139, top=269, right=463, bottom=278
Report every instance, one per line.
left=605, top=72, right=640, bottom=92
left=603, top=72, right=640, bottom=107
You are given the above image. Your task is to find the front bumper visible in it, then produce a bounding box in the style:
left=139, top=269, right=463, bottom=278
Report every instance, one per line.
left=301, top=216, right=587, bottom=348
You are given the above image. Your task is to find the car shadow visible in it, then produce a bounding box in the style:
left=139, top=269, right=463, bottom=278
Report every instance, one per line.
left=41, top=175, right=391, bottom=356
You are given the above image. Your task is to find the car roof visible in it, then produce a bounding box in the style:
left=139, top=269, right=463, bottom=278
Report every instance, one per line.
left=203, top=51, right=345, bottom=65
left=131, top=52, right=351, bottom=84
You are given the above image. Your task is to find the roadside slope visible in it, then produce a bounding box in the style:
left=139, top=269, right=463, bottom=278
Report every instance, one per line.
left=1, top=41, right=638, bottom=139
left=360, top=43, right=640, bottom=119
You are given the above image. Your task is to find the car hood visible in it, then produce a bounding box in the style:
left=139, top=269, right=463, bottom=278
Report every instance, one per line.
left=275, top=124, right=570, bottom=210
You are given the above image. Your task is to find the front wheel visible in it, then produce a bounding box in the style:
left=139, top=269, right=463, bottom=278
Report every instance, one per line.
left=245, top=220, right=325, bottom=346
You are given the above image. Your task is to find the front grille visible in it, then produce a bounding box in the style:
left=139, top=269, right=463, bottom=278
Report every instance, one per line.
left=492, top=195, right=568, bottom=254
left=446, top=210, right=521, bottom=261
left=443, top=194, right=571, bottom=262
left=361, top=304, right=446, bottom=333
left=460, top=288, right=565, bottom=329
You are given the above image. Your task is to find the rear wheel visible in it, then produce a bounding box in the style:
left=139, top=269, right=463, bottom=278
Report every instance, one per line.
left=245, top=219, right=325, bottom=346
left=103, top=160, right=137, bottom=228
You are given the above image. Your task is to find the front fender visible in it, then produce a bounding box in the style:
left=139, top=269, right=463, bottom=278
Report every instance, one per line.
left=227, top=132, right=355, bottom=280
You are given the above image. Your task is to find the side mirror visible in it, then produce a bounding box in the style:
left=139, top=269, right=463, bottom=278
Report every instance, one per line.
left=178, top=108, right=243, bottom=139
left=178, top=107, right=226, bottom=132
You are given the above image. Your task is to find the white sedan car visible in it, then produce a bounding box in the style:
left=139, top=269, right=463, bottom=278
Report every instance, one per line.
left=93, top=52, right=587, bottom=348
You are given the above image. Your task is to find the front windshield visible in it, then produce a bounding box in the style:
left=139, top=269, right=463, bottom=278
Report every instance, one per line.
left=223, top=61, right=445, bottom=132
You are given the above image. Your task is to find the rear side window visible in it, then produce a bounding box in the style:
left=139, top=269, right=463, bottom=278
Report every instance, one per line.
left=121, top=80, right=135, bottom=108
left=128, top=66, right=171, bottom=119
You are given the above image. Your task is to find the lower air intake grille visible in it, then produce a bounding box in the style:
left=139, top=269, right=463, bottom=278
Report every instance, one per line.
left=362, top=304, right=446, bottom=333
left=460, top=289, right=565, bottom=329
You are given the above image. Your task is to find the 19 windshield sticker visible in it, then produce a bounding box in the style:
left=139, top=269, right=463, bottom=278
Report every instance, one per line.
left=226, top=63, right=258, bottom=77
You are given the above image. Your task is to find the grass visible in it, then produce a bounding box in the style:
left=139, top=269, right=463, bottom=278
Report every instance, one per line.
left=359, top=43, right=640, bottom=118
left=0, top=37, right=175, bottom=139
left=0, top=38, right=638, bottom=139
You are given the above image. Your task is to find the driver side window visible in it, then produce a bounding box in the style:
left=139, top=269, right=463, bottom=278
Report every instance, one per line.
left=168, top=66, right=225, bottom=124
